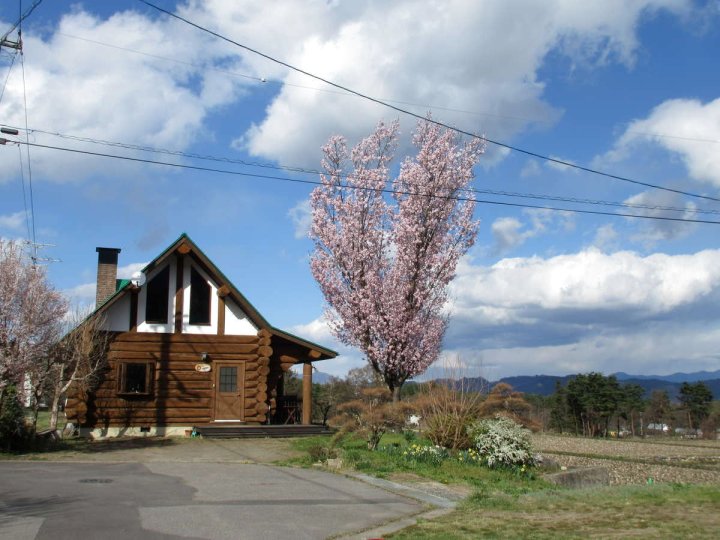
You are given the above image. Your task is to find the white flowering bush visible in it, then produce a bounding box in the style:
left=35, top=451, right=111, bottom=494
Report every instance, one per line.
left=468, top=417, right=535, bottom=469
left=401, top=443, right=449, bottom=466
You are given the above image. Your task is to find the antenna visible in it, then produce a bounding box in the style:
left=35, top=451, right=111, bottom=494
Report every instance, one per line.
left=25, top=241, right=60, bottom=265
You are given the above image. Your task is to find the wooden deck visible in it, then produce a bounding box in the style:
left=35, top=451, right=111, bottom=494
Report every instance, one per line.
left=193, top=424, right=332, bottom=438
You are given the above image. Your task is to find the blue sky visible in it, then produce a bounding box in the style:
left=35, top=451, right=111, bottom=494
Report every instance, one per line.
left=1, top=1, right=719, bottom=380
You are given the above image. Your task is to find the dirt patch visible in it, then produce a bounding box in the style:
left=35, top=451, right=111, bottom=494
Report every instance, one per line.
left=388, top=472, right=473, bottom=501
left=533, top=434, right=720, bottom=485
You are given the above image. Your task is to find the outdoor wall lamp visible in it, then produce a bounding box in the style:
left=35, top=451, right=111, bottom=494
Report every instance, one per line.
left=200, top=352, right=210, bottom=362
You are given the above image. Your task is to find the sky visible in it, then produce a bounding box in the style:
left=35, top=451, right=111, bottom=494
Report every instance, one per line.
left=1, top=0, right=719, bottom=381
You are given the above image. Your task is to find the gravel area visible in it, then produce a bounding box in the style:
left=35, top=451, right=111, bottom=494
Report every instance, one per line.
left=533, top=434, right=720, bottom=485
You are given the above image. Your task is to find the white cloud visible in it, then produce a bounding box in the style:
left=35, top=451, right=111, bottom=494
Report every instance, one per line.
left=602, top=97, right=720, bottom=187
left=452, top=248, right=720, bottom=317
left=292, top=247, right=720, bottom=379
left=290, top=316, right=365, bottom=377
left=0, top=211, right=26, bottom=232
left=0, top=0, right=692, bottom=181
left=63, top=281, right=96, bottom=312
left=591, top=223, right=619, bottom=251
left=203, top=0, right=688, bottom=166
left=622, top=190, right=697, bottom=247
left=287, top=199, right=312, bottom=239
left=520, top=160, right=541, bottom=177
left=491, top=217, right=533, bottom=254
left=490, top=209, right=574, bottom=254
left=0, top=8, right=252, bottom=184
left=445, top=248, right=720, bottom=376
left=545, top=155, right=578, bottom=173
left=117, top=262, right=148, bottom=280
left=291, top=316, right=335, bottom=344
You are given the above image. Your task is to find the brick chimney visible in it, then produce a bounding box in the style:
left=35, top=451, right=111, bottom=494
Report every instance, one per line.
left=95, top=247, right=122, bottom=307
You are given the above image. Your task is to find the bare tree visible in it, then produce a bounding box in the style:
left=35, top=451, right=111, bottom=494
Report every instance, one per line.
left=46, top=311, right=111, bottom=432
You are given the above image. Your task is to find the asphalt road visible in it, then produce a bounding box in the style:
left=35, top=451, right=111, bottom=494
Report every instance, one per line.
left=0, top=462, right=425, bottom=539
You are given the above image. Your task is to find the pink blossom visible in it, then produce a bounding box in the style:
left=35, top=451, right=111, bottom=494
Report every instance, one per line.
left=310, top=119, right=483, bottom=397
left=0, top=240, right=67, bottom=394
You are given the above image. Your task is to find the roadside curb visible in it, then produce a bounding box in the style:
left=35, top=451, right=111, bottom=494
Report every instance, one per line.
left=333, top=472, right=458, bottom=539
left=347, top=472, right=458, bottom=509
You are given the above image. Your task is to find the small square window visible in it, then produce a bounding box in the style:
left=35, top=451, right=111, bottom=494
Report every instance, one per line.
left=118, top=362, right=154, bottom=396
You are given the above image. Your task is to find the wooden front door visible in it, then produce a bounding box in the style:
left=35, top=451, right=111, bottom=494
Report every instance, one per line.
left=214, top=362, right=245, bottom=421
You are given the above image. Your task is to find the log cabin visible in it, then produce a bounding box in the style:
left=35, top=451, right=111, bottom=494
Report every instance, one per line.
left=64, top=233, right=337, bottom=438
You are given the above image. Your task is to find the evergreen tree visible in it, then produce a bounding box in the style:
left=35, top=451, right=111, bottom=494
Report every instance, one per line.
left=679, top=382, right=713, bottom=431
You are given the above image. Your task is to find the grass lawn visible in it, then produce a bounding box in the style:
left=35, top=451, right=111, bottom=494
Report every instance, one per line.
left=288, top=433, right=551, bottom=493
left=29, top=410, right=66, bottom=432
left=390, top=483, right=720, bottom=539
left=289, top=434, right=720, bottom=539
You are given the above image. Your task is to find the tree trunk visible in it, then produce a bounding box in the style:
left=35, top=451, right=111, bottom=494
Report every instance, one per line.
left=392, top=386, right=402, bottom=403
left=49, top=392, right=62, bottom=432
left=49, top=365, right=67, bottom=432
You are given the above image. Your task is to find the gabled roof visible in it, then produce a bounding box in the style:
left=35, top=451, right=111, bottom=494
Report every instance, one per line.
left=92, top=233, right=337, bottom=360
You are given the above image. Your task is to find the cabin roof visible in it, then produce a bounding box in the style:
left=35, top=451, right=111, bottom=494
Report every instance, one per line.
left=91, top=233, right=337, bottom=361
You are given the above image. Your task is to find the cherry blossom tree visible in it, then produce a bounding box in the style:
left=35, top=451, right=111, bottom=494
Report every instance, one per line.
left=0, top=240, right=67, bottom=393
left=0, top=240, right=67, bottom=430
left=310, top=119, right=483, bottom=400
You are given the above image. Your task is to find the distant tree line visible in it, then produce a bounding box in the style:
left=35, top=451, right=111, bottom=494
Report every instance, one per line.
left=547, top=372, right=716, bottom=438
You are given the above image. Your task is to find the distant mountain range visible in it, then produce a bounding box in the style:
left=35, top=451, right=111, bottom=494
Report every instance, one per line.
left=312, top=369, right=720, bottom=400
left=614, top=370, right=720, bottom=383
left=475, top=371, right=720, bottom=399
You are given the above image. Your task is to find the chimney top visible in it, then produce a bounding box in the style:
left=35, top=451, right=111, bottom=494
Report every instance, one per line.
left=95, top=247, right=122, bottom=307
left=96, top=247, right=122, bottom=254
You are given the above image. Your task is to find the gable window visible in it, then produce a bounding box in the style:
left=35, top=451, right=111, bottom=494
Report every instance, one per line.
left=117, top=362, right=154, bottom=396
left=189, top=267, right=211, bottom=325
left=145, top=266, right=170, bottom=323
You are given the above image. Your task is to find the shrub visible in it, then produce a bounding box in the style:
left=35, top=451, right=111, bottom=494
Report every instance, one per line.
left=330, top=387, right=409, bottom=450
left=0, top=385, right=29, bottom=451
left=415, top=376, right=483, bottom=450
left=423, top=411, right=475, bottom=450
left=478, top=383, right=540, bottom=431
left=468, top=416, right=535, bottom=469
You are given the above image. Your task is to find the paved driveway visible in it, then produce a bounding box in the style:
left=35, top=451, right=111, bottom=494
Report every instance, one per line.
left=0, top=461, right=425, bottom=539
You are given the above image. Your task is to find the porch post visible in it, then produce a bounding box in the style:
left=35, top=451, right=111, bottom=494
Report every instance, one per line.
left=302, top=361, right=312, bottom=425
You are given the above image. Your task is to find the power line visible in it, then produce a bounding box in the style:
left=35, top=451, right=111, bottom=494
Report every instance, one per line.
left=56, top=31, right=540, bottom=125
left=56, top=32, right=264, bottom=83
left=0, top=50, right=17, bottom=103
left=16, top=144, right=32, bottom=241
left=138, top=0, right=720, bottom=205
left=6, top=124, right=718, bottom=217
left=9, top=139, right=720, bottom=226
left=43, top=31, right=720, bottom=141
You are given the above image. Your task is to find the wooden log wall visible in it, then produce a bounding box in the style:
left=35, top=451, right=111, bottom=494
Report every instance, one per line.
left=66, top=332, right=273, bottom=428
